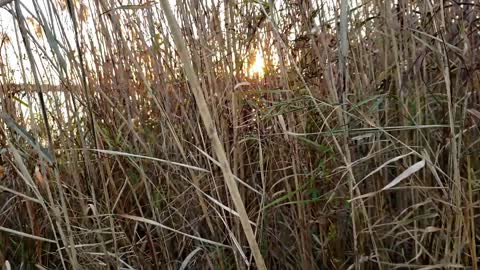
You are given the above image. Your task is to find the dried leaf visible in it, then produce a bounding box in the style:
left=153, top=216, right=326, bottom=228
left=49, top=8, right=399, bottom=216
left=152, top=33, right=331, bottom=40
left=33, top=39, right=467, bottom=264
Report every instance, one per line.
left=234, top=82, right=251, bottom=90
left=424, top=226, right=442, bottom=233
left=381, top=160, right=426, bottom=191
left=468, top=109, right=480, bottom=120
left=4, top=260, right=11, bottom=270
left=34, top=166, right=45, bottom=188
left=354, top=151, right=414, bottom=189
left=179, top=247, right=202, bottom=270
left=120, top=214, right=230, bottom=248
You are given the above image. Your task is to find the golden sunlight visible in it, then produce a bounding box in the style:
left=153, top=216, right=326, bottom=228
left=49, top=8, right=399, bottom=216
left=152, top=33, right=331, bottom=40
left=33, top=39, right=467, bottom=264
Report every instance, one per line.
left=248, top=51, right=264, bottom=78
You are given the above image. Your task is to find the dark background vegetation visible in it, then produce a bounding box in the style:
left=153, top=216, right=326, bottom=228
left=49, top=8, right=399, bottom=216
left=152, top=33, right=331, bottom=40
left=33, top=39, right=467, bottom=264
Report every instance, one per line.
left=1, top=0, right=480, bottom=269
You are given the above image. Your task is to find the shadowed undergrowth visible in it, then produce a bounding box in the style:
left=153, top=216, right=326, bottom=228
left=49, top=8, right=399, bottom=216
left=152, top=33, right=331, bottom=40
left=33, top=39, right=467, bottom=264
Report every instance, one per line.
left=1, top=0, right=480, bottom=269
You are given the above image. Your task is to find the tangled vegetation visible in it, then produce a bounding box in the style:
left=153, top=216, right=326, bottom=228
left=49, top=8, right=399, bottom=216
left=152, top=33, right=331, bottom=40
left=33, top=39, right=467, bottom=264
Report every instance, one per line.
left=1, top=0, right=480, bottom=269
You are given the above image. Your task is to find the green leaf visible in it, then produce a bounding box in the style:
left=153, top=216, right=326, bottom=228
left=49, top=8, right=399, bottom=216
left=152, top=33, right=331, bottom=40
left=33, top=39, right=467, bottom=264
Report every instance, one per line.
left=12, top=96, right=29, bottom=108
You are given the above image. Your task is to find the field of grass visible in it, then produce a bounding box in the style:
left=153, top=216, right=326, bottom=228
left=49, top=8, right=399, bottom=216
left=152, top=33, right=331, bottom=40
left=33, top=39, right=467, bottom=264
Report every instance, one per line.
left=1, top=0, right=480, bottom=269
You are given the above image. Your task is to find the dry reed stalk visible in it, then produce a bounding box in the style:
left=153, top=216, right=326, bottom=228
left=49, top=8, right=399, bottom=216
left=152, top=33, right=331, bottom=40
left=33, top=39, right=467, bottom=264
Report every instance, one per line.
left=157, top=0, right=267, bottom=269
left=1, top=0, right=479, bottom=268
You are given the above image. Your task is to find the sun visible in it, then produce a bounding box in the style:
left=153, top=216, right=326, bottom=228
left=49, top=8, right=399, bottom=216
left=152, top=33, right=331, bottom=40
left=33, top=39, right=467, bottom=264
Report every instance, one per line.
left=249, top=51, right=265, bottom=78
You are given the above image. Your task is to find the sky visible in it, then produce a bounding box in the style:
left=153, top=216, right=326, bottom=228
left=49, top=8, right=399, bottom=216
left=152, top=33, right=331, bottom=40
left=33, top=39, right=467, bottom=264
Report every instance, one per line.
left=0, top=0, right=180, bottom=84
left=0, top=0, right=346, bottom=85
left=1, top=0, right=68, bottom=84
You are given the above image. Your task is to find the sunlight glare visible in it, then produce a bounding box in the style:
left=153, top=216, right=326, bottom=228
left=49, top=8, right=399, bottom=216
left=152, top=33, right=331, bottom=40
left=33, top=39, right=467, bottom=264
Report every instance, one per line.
left=249, top=51, right=264, bottom=78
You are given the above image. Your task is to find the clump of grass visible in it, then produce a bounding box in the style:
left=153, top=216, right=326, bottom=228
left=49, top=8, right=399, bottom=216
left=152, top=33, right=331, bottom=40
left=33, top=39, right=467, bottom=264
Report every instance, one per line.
left=0, top=0, right=479, bottom=269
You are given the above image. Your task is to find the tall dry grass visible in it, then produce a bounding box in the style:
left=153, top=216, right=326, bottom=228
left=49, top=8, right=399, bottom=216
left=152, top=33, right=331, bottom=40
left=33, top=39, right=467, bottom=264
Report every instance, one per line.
left=0, top=0, right=480, bottom=269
